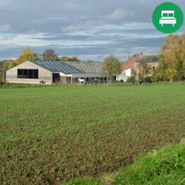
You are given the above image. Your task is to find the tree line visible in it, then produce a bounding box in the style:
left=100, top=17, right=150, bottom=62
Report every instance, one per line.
left=0, top=48, right=80, bottom=71
left=1, top=33, right=185, bottom=83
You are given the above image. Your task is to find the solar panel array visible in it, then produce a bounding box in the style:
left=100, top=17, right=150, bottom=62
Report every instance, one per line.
left=152, top=56, right=159, bottom=62
left=63, top=62, right=103, bottom=73
left=31, top=61, right=83, bottom=74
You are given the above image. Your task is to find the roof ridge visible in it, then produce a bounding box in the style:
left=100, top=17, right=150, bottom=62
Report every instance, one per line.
left=140, top=54, right=159, bottom=56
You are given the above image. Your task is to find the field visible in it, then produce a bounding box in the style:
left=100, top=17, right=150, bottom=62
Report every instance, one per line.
left=1, top=84, right=185, bottom=184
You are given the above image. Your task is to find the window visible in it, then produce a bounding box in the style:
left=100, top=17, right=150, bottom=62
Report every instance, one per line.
left=18, top=69, right=23, bottom=78
left=17, top=69, right=39, bottom=79
left=29, top=70, right=33, bottom=78
left=34, top=70, right=38, bottom=79
left=153, top=66, right=156, bottom=72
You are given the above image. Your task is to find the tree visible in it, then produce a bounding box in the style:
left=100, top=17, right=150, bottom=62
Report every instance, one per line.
left=0, top=60, right=14, bottom=82
left=5, top=48, right=37, bottom=70
left=153, top=54, right=168, bottom=81
left=158, top=34, right=182, bottom=82
left=163, top=35, right=180, bottom=82
left=0, top=61, right=3, bottom=70
left=179, top=33, right=185, bottom=79
left=180, top=33, right=185, bottom=62
left=0, top=71, right=3, bottom=83
left=175, top=59, right=184, bottom=81
left=2, top=61, right=12, bottom=70
left=8, top=61, right=18, bottom=69
left=59, top=56, right=80, bottom=61
left=2, top=60, right=16, bottom=71
left=43, top=49, right=58, bottom=61
left=18, top=48, right=37, bottom=62
left=1, top=48, right=37, bottom=70
left=138, top=61, right=151, bottom=79
left=69, top=57, right=80, bottom=61
left=59, top=56, right=70, bottom=61
left=102, top=55, right=122, bottom=82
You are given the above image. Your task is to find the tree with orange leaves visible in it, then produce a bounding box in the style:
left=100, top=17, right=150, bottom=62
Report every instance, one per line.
left=7, top=48, right=37, bottom=69
left=157, top=33, right=185, bottom=82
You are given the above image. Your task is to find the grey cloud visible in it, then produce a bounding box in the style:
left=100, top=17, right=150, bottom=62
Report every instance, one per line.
left=106, top=9, right=135, bottom=21
left=63, top=20, right=105, bottom=32
left=0, top=24, right=11, bottom=32
left=0, top=0, right=185, bottom=61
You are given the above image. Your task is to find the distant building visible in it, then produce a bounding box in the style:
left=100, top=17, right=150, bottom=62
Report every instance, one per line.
left=6, top=60, right=109, bottom=84
left=117, top=53, right=159, bottom=82
left=116, top=54, right=141, bottom=82
left=116, top=68, right=135, bottom=82
left=135, top=54, right=159, bottom=80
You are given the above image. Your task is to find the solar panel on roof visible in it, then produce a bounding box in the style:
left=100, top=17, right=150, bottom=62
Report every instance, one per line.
left=152, top=57, right=158, bottom=61
left=32, top=61, right=86, bottom=74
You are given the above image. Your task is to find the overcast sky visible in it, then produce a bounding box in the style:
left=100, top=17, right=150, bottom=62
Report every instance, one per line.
left=0, top=0, right=184, bottom=61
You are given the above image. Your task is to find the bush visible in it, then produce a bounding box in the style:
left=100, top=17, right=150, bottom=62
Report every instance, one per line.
left=144, top=77, right=152, bottom=83
left=118, top=80, right=124, bottom=83
left=115, top=140, right=185, bottom=185
left=126, top=77, right=136, bottom=84
left=139, top=77, right=152, bottom=83
left=1, top=83, right=49, bottom=89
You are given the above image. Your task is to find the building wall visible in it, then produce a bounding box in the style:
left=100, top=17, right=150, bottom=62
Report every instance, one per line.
left=6, top=61, right=52, bottom=84
left=116, top=68, right=133, bottom=82
left=66, top=77, right=71, bottom=84
left=60, top=76, right=66, bottom=84
left=135, top=62, right=159, bottom=80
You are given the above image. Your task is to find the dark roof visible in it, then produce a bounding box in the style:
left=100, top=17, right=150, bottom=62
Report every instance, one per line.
left=62, top=61, right=104, bottom=73
left=30, top=60, right=84, bottom=74
left=136, top=55, right=159, bottom=63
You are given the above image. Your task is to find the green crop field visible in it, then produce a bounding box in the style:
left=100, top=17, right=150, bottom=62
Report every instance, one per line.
left=1, top=84, right=185, bottom=184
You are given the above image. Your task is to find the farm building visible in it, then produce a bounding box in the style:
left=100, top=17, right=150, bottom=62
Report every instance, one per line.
left=116, top=54, right=140, bottom=82
left=5, top=60, right=109, bottom=84
left=134, top=54, right=159, bottom=80
left=117, top=53, right=159, bottom=81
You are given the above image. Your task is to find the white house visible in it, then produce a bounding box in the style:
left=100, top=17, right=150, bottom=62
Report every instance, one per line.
left=116, top=68, right=134, bottom=82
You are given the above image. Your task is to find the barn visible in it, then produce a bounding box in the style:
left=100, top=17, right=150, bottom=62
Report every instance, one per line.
left=6, top=60, right=109, bottom=84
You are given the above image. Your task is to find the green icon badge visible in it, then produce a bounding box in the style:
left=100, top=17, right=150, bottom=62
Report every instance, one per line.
left=152, top=2, right=183, bottom=34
